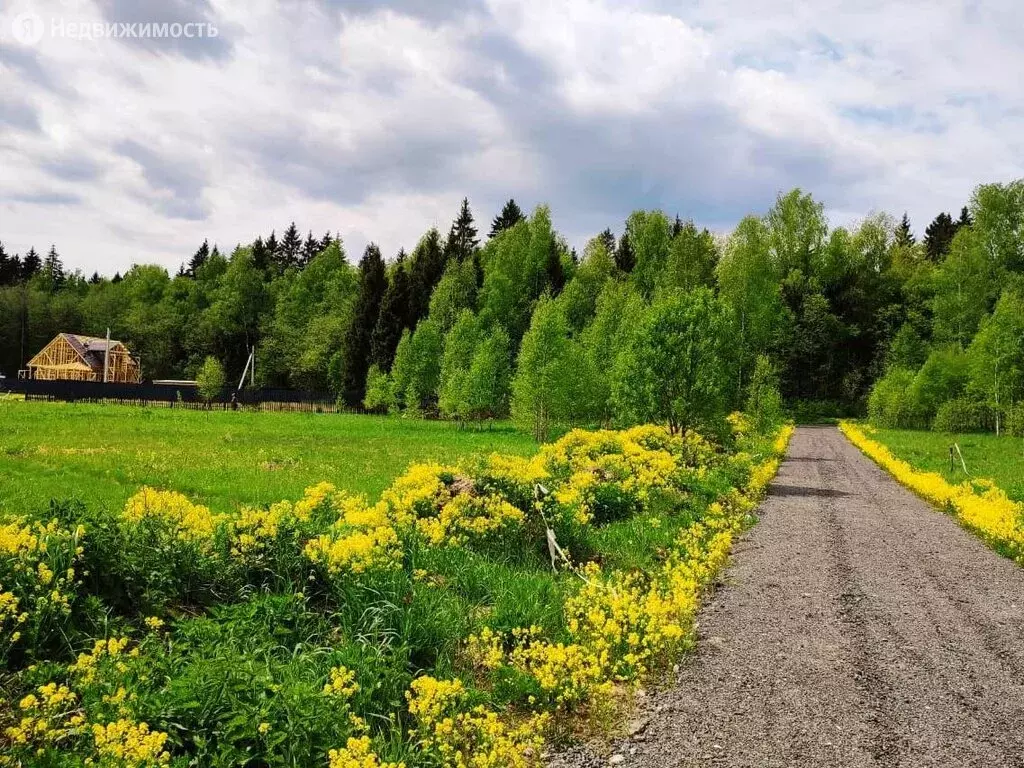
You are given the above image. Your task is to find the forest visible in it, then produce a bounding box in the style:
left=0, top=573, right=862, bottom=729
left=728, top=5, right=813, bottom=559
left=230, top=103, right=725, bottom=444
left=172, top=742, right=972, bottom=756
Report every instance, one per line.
left=1, top=179, right=1022, bottom=437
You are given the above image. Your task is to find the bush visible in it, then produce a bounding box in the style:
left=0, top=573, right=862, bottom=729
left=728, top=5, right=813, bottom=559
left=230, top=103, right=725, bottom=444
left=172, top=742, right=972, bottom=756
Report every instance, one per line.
left=1006, top=403, right=1024, bottom=437
left=905, top=347, right=969, bottom=426
left=746, top=355, right=783, bottom=432
left=932, top=398, right=995, bottom=434
left=867, top=368, right=915, bottom=428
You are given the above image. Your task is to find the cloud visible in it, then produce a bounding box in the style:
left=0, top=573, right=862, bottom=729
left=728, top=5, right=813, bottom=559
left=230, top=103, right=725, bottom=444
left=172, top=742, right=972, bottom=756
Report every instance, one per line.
left=0, top=0, right=1021, bottom=275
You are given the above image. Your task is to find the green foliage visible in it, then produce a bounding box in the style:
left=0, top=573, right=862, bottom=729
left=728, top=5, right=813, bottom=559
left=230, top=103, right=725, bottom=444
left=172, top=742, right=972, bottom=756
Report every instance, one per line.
left=438, top=310, right=482, bottom=421
left=746, top=355, right=784, bottom=432
left=932, top=398, right=995, bottom=434
left=611, top=288, right=731, bottom=433
left=428, top=257, right=478, bottom=334
left=338, top=245, right=388, bottom=405
left=363, top=364, right=396, bottom=413
left=662, top=220, right=719, bottom=293
left=868, top=367, right=916, bottom=429
left=624, top=210, right=672, bottom=296
left=931, top=227, right=992, bottom=347
left=906, top=347, right=969, bottom=427
left=887, top=322, right=930, bottom=370
left=391, top=318, right=443, bottom=414
left=1006, top=403, right=1024, bottom=438
left=511, top=296, right=596, bottom=440
left=196, top=356, right=226, bottom=403
left=967, top=290, right=1024, bottom=428
left=465, top=327, right=512, bottom=421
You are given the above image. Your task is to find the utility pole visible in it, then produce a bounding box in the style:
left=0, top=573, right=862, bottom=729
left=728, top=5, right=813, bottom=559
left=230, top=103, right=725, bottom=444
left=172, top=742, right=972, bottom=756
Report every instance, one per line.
left=103, top=327, right=111, bottom=382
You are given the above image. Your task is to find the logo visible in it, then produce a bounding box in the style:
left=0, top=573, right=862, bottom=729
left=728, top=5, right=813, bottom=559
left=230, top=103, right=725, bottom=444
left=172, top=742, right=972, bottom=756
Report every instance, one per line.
left=11, top=12, right=45, bottom=45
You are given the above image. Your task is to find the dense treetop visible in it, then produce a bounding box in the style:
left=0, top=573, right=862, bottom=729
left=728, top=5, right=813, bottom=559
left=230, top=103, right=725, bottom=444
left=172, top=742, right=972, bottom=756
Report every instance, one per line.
left=3, top=182, right=1022, bottom=435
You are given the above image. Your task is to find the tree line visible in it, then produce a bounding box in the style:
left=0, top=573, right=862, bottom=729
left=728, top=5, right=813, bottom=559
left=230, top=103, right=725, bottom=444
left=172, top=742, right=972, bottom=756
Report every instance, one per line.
left=2, top=180, right=1021, bottom=437
left=866, top=181, right=1024, bottom=435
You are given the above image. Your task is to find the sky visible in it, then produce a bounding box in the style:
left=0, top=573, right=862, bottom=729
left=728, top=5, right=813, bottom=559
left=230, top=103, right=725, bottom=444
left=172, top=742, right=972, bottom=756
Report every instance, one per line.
left=1, top=0, right=1022, bottom=276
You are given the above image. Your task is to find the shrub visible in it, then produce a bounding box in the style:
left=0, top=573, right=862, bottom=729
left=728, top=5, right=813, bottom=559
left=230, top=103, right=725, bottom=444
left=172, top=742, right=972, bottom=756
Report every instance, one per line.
left=746, top=355, right=783, bottom=432
left=932, top=398, right=995, bottom=434
left=906, top=347, right=969, bottom=426
left=867, top=368, right=915, bottom=428
left=1005, top=403, right=1024, bottom=437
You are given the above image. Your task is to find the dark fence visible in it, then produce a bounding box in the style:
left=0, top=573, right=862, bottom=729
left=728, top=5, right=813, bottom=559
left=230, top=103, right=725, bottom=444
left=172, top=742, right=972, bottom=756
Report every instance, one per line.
left=3, top=378, right=353, bottom=413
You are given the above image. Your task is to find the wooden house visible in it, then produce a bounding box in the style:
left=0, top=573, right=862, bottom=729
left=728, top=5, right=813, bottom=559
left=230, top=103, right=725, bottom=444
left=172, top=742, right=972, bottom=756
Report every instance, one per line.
left=24, top=333, right=142, bottom=383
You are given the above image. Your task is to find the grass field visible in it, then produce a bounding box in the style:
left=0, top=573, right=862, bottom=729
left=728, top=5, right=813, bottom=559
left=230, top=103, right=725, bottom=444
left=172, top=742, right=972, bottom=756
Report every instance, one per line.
left=0, top=401, right=536, bottom=518
left=1, top=398, right=791, bottom=767
left=870, top=427, right=1024, bottom=502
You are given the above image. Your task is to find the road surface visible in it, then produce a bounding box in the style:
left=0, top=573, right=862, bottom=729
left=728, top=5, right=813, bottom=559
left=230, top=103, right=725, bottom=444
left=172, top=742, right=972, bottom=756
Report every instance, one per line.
left=552, top=425, right=1024, bottom=768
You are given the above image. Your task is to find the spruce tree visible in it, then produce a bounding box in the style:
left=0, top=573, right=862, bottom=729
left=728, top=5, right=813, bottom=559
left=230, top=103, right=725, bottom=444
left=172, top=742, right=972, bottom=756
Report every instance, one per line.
left=112, top=271, right=122, bottom=284
left=42, top=245, right=65, bottom=290
left=189, top=239, right=210, bottom=276
left=489, top=198, right=525, bottom=238
left=895, top=213, right=915, bottom=247
left=301, top=231, right=320, bottom=266
left=444, top=198, right=479, bottom=264
left=371, top=251, right=413, bottom=370
left=614, top=232, right=636, bottom=273
left=546, top=238, right=566, bottom=296
left=598, top=228, right=616, bottom=256
left=21, top=247, right=41, bottom=281
left=957, top=205, right=973, bottom=229
left=338, top=243, right=388, bottom=405
left=672, top=214, right=683, bottom=238
left=279, top=222, right=301, bottom=270
left=923, top=212, right=956, bottom=261
left=0, top=242, right=19, bottom=286
left=407, top=228, right=445, bottom=326
left=89, top=271, right=101, bottom=285
left=265, top=231, right=279, bottom=267
left=319, top=231, right=334, bottom=252
left=251, top=237, right=270, bottom=273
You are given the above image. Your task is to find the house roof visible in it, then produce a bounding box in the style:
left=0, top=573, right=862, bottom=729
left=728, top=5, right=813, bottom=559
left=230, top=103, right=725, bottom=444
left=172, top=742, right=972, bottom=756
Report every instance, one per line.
left=29, top=333, right=133, bottom=373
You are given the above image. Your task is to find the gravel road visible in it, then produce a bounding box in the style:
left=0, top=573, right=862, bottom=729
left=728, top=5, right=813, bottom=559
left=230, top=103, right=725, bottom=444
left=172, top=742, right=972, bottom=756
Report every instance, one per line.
left=551, top=425, right=1024, bottom=768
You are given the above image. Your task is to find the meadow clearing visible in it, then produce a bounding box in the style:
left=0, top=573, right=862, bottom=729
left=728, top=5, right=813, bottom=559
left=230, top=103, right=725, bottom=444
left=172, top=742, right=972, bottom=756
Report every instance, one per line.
left=0, top=400, right=791, bottom=767
left=0, top=401, right=536, bottom=518
left=866, top=426, right=1024, bottom=502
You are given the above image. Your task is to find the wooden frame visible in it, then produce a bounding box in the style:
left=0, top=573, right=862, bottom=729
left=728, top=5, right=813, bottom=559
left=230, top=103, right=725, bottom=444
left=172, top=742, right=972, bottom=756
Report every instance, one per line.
left=25, top=334, right=142, bottom=383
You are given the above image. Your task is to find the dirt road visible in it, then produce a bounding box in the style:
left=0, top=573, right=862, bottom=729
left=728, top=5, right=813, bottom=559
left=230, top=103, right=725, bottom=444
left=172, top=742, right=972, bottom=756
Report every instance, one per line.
left=552, top=426, right=1024, bottom=768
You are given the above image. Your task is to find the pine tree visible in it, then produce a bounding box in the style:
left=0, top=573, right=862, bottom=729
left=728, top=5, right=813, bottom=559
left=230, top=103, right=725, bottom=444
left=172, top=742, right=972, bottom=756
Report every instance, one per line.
left=895, top=213, right=915, bottom=247
left=371, top=251, right=412, bottom=370
left=546, top=239, right=566, bottom=296
left=88, top=271, right=101, bottom=285
left=251, top=236, right=270, bottom=273
left=444, top=198, right=479, bottom=264
left=338, top=243, right=388, bottom=405
left=489, top=198, right=525, bottom=238
left=614, top=232, right=636, bottom=273
left=279, top=222, right=301, bottom=270
left=265, top=231, right=279, bottom=267
left=407, top=228, right=446, bottom=326
left=189, top=239, right=210, bottom=277
left=319, top=231, right=334, bottom=252
left=210, top=245, right=221, bottom=261
left=112, top=271, right=122, bottom=284
left=0, top=242, right=19, bottom=286
left=598, top=228, right=616, bottom=256
left=42, top=245, right=65, bottom=290
left=957, top=205, right=973, bottom=229
left=672, top=214, right=683, bottom=237
left=301, top=231, right=320, bottom=267
left=21, top=247, right=41, bottom=281
left=923, top=212, right=956, bottom=261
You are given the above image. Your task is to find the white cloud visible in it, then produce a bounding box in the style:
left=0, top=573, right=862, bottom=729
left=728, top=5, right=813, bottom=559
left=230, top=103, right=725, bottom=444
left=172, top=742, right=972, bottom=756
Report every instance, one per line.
left=0, top=0, right=1021, bottom=275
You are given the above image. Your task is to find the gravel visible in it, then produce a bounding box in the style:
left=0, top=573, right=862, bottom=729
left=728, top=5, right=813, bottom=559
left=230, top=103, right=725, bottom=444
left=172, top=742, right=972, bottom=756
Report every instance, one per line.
left=549, top=425, right=1024, bottom=768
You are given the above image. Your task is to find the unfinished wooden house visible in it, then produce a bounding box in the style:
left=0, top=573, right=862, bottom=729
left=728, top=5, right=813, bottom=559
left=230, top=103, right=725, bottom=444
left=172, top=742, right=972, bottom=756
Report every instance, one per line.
left=24, top=333, right=142, bottom=383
